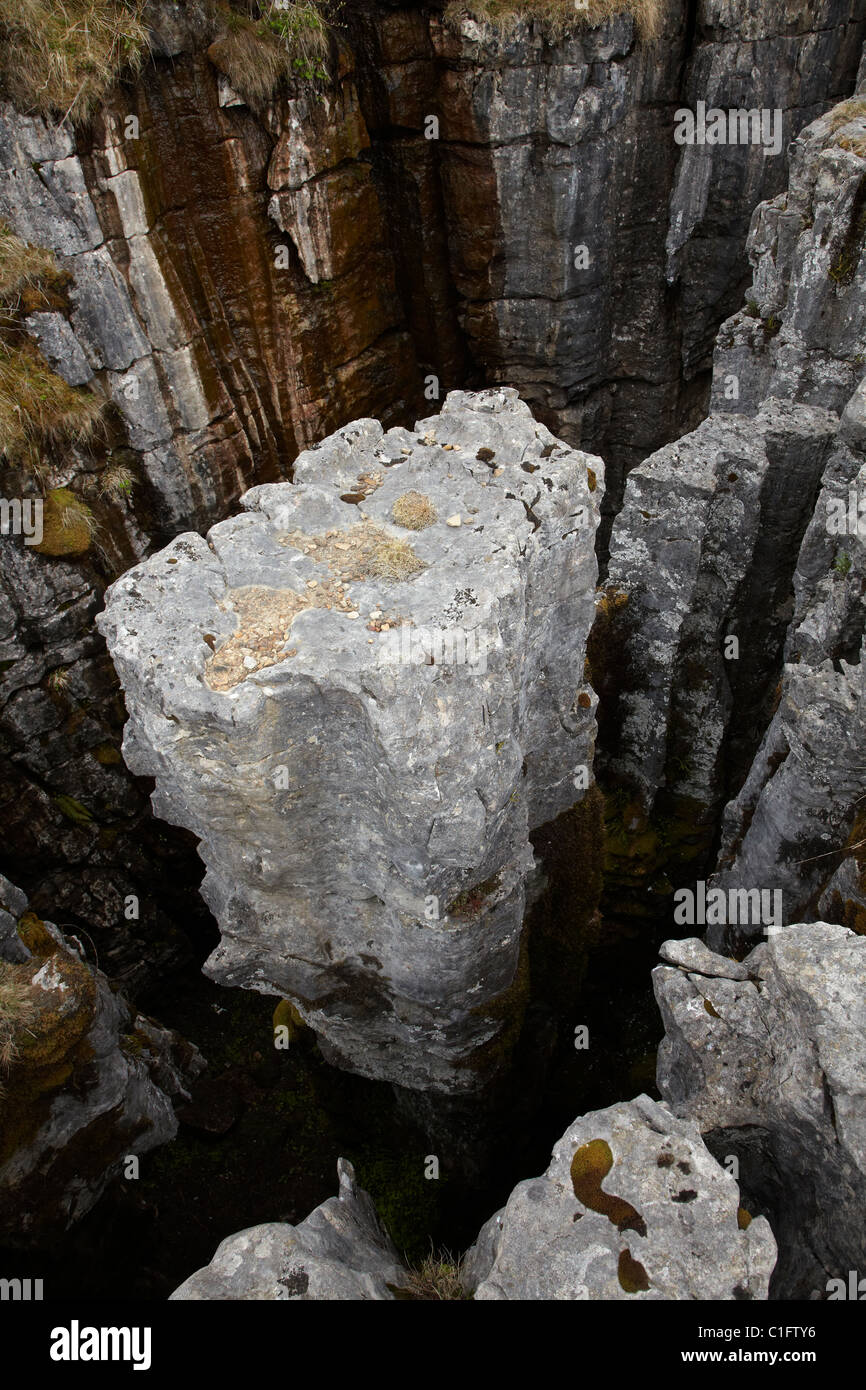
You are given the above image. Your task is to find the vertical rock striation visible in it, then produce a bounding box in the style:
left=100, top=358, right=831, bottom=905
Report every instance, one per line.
left=600, top=93, right=866, bottom=924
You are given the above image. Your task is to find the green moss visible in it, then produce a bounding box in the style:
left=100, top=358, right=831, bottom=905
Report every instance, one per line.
left=351, top=1152, right=444, bottom=1264
left=16, top=911, right=56, bottom=956
left=446, top=874, right=499, bottom=919
left=32, top=490, right=97, bottom=558
left=272, top=997, right=306, bottom=1041
left=92, top=742, right=122, bottom=765
left=570, top=1138, right=646, bottom=1235
left=53, top=793, right=95, bottom=825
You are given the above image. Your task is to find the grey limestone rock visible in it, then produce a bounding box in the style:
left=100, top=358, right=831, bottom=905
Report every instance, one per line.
left=654, top=922, right=866, bottom=1298
left=98, top=389, right=603, bottom=1093
left=462, top=1094, right=776, bottom=1300
left=170, top=1158, right=405, bottom=1300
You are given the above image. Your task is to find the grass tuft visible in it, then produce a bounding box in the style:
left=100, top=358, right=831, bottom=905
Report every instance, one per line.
left=400, top=1250, right=469, bottom=1300
left=0, top=0, right=149, bottom=124
left=208, top=0, right=331, bottom=107
left=0, top=961, right=35, bottom=1080
left=0, top=222, right=68, bottom=310
left=0, top=341, right=103, bottom=470
left=370, top=536, right=425, bottom=580
left=392, top=491, right=438, bottom=531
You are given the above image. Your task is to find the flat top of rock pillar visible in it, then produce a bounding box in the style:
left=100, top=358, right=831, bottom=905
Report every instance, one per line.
left=98, top=388, right=601, bottom=726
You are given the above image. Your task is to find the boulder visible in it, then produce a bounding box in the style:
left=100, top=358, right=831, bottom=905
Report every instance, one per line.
left=0, top=879, right=204, bottom=1242
left=170, top=1158, right=405, bottom=1300
left=462, top=1093, right=776, bottom=1300
left=654, top=922, right=866, bottom=1298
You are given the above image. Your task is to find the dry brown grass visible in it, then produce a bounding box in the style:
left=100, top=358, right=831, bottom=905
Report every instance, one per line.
left=0, top=341, right=104, bottom=470
left=208, top=0, right=331, bottom=107
left=399, top=1251, right=469, bottom=1300
left=0, top=222, right=67, bottom=308
left=281, top=521, right=426, bottom=583
left=392, top=491, right=438, bottom=531
left=444, top=0, right=664, bottom=42
left=0, top=0, right=148, bottom=123
left=0, top=961, right=35, bottom=1078
left=838, top=135, right=866, bottom=158
left=97, top=460, right=136, bottom=501
left=826, top=98, right=866, bottom=133
left=370, top=536, right=425, bottom=579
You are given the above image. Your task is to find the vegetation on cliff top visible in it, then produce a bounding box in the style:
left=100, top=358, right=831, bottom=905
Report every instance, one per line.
left=209, top=0, right=332, bottom=106
left=0, top=0, right=334, bottom=123
left=444, top=0, right=664, bottom=42
left=0, top=0, right=148, bottom=123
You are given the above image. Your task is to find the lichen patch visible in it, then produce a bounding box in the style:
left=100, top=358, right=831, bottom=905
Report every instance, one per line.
left=206, top=582, right=353, bottom=691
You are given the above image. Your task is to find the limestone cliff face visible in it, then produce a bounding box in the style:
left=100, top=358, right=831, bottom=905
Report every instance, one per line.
left=1, top=3, right=864, bottom=965
left=600, top=92, right=866, bottom=927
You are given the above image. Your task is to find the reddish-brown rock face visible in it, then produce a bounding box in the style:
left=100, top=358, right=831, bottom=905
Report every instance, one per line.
left=111, top=48, right=423, bottom=521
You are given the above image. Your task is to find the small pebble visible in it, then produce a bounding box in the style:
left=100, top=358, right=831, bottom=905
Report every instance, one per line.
left=446, top=514, right=462, bottom=527
left=243, top=656, right=257, bottom=670
left=306, top=580, right=318, bottom=588
left=493, top=467, right=504, bottom=476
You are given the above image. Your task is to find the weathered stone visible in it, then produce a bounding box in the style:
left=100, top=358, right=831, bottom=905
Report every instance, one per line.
left=658, top=936, right=749, bottom=980
left=170, top=1158, right=404, bottom=1300
left=0, top=881, right=204, bottom=1243
left=654, top=922, right=866, bottom=1298
left=463, top=1094, right=776, bottom=1300
left=98, top=389, right=602, bottom=1093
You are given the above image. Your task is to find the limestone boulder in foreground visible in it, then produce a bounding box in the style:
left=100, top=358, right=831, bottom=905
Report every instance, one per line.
left=654, top=922, right=866, bottom=1298
left=170, top=1159, right=404, bottom=1301
left=98, top=389, right=602, bottom=1092
left=462, top=1094, right=775, bottom=1300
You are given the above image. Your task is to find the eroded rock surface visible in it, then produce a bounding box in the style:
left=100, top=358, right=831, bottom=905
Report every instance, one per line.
left=599, top=94, right=866, bottom=925
left=98, top=389, right=602, bottom=1093
left=170, top=1158, right=404, bottom=1300
left=0, top=875, right=203, bottom=1242
left=462, top=1093, right=775, bottom=1300
left=654, top=923, right=866, bottom=1298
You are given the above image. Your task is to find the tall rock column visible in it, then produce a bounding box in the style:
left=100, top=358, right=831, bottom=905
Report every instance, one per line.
left=98, top=389, right=603, bottom=1093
